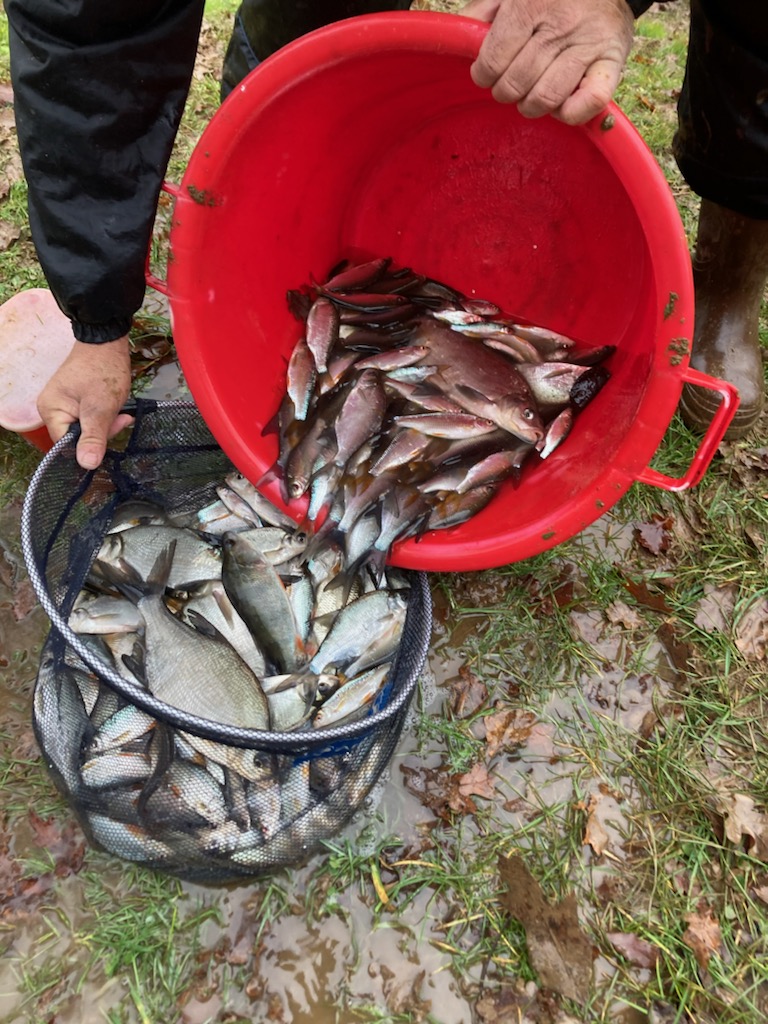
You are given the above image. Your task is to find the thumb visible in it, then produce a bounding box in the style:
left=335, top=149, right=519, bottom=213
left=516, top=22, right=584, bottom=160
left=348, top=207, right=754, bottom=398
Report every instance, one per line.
left=75, top=399, right=122, bottom=470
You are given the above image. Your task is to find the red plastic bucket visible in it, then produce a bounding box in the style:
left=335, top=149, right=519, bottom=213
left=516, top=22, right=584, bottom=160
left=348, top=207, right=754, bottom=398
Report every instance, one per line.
left=154, top=12, right=737, bottom=572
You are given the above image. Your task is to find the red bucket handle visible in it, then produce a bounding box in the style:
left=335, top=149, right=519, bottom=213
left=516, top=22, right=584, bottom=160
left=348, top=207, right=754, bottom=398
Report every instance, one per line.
left=145, top=181, right=181, bottom=295
left=635, top=367, right=740, bottom=493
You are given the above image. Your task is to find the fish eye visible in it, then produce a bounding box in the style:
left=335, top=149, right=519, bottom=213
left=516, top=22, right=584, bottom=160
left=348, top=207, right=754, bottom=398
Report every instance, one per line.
left=522, top=407, right=536, bottom=421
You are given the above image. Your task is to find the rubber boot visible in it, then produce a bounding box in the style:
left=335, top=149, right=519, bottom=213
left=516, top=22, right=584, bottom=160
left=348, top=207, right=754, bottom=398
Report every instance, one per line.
left=678, top=199, right=768, bottom=441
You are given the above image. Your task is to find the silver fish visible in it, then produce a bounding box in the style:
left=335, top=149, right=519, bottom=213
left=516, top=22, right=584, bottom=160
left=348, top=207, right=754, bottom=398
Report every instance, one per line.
left=312, top=665, right=389, bottom=728
left=309, top=591, right=407, bottom=675
left=69, top=593, right=144, bottom=636
left=221, top=531, right=307, bottom=673
left=86, top=704, right=156, bottom=757
left=93, top=525, right=222, bottom=589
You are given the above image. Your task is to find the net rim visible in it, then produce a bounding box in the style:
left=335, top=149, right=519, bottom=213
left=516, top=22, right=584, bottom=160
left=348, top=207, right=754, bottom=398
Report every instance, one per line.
left=21, top=401, right=433, bottom=752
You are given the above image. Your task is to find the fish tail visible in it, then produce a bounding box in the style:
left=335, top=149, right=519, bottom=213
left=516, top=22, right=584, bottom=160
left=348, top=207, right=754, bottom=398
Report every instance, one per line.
left=103, top=540, right=178, bottom=604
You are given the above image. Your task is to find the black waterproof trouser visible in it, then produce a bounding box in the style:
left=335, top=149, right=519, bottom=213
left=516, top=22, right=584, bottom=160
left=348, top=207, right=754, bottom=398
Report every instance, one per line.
left=673, top=0, right=768, bottom=220
left=221, top=0, right=412, bottom=99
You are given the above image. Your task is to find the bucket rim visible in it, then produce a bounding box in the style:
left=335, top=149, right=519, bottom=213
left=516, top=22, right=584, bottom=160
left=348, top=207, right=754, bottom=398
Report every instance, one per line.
left=166, top=12, right=695, bottom=572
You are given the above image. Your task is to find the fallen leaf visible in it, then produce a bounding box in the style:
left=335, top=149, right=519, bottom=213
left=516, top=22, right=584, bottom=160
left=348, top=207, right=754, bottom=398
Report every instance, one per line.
left=605, top=599, right=642, bottom=630
left=451, top=665, right=488, bottom=718
left=682, top=905, right=722, bottom=971
left=638, top=710, right=659, bottom=740
left=449, top=762, right=495, bottom=814
left=475, top=986, right=536, bottom=1023
left=693, top=583, right=736, bottom=634
left=12, top=578, right=37, bottom=621
left=734, top=596, right=768, bottom=661
left=0, top=219, right=20, bottom=252
left=656, top=621, right=693, bottom=677
left=0, top=83, right=13, bottom=105
left=400, top=763, right=455, bottom=822
left=623, top=578, right=673, bottom=613
left=482, top=708, right=536, bottom=759
left=498, top=854, right=593, bottom=1003
left=752, top=885, right=768, bottom=905
left=582, top=794, right=609, bottom=856
left=606, top=931, right=659, bottom=969
left=634, top=514, right=673, bottom=555
left=28, top=810, right=86, bottom=878
left=712, top=789, right=768, bottom=861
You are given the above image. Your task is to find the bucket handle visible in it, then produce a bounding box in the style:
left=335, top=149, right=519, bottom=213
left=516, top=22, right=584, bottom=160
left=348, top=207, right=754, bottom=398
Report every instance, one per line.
left=145, top=181, right=181, bottom=295
left=635, top=367, right=740, bottom=493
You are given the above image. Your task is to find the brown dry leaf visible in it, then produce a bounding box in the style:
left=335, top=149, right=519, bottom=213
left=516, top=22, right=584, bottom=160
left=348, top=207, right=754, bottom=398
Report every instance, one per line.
left=449, top=763, right=495, bottom=814
left=498, top=854, right=593, bottom=1003
left=712, top=789, right=768, bottom=861
left=682, top=905, right=722, bottom=971
left=634, top=514, right=673, bottom=555
left=0, top=219, right=20, bottom=252
left=752, top=885, right=768, bottom=905
left=0, top=83, right=13, bottom=105
left=482, top=708, right=536, bottom=759
left=475, top=986, right=536, bottom=1023
left=582, top=794, right=609, bottom=856
left=400, top=763, right=455, bottom=822
left=693, top=583, right=736, bottom=634
left=638, top=710, right=660, bottom=740
left=606, top=931, right=659, bottom=969
left=734, top=596, right=768, bottom=661
left=623, top=578, right=673, bottom=613
left=605, top=599, right=642, bottom=630
left=451, top=665, right=487, bottom=717
left=656, top=621, right=693, bottom=677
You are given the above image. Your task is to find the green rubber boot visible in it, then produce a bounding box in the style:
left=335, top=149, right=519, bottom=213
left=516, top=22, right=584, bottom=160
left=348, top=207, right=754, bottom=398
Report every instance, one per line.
left=679, top=199, right=768, bottom=441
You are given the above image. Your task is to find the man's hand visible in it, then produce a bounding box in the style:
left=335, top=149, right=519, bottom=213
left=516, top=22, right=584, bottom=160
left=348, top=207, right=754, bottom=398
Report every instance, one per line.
left=37, top=335, right=134, bottom=470
left=462, top=0, right=635, bottom=125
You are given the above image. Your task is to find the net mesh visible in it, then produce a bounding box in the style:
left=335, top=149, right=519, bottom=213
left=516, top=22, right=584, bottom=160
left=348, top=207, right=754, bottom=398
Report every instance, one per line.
left=22, top=400, right=432, bottom=882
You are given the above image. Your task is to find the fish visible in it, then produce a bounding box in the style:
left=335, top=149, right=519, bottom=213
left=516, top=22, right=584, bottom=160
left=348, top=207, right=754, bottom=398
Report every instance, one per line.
left=121, top=544, right=271, bottom=733
left=309, top=591, right=408, bottom=675
left=91, top=525, right=222, bottom=589
left=221, top=531, right=307, bottom=674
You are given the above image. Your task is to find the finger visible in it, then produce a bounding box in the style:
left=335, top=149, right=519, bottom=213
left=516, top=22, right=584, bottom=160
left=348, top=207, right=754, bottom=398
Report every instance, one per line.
left=470, top=5, right=529, bottom=89
left=75, top=399, right=123, bottom=470
left=487, top=34, right=568, bottom=108
left=107, top=412, right=135, bottom=439
left=554, top=58, right=621, bottom=125
left=514, top=53, right=589, bottom=118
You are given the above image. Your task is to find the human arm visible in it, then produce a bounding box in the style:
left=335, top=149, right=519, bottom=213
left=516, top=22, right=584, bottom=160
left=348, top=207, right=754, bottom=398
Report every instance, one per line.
left=462, top=0, right=650, bottom=125
left=5, top=0, right=205, bottom=465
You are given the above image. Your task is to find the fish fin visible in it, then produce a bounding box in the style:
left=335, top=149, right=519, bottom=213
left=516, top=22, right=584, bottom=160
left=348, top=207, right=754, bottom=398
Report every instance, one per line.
left=185, top=608, right=223, bottom=640
left=121, top=652, right=147, bottom=685
left=454, top=383, right=488, bottom=405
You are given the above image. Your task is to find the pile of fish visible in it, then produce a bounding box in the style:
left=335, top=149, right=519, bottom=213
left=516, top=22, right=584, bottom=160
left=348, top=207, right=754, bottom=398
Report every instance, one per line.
left=275, top=256, right=613, bottom=578
left=33, top=469, right=415, bottom=876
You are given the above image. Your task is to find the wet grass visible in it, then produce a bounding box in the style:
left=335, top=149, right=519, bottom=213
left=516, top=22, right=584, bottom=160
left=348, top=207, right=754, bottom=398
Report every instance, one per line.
left=3, top=1, right=768, bottom=1023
